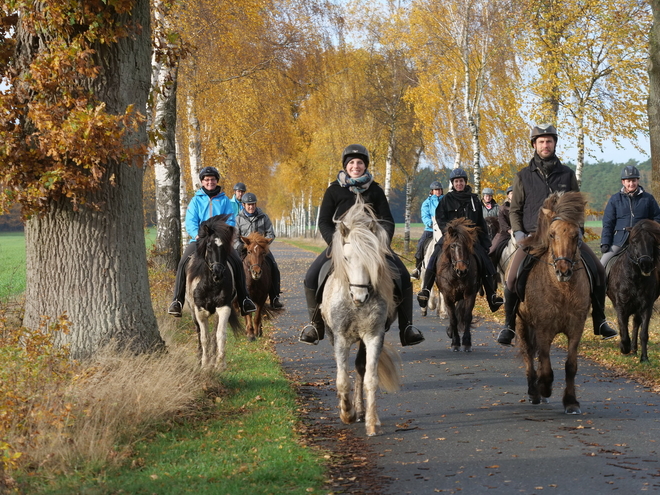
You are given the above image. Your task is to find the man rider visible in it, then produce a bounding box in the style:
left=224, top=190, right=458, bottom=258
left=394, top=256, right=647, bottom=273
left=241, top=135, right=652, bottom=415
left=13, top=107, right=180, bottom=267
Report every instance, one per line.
left=496, top=124, right=617, bottom=346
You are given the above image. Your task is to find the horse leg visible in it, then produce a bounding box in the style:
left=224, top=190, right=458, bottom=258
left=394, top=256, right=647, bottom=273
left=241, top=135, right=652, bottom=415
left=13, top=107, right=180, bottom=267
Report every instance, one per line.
left=618, top=311, right=632, bottom=355
left=631, top=313, right=642, bottom=356
left=519, top=324, right=540, bottom=404
left=244, top=313, right=255, bottom=342
left=639, top=310, right=651, bottom=363
left=255, top=306, right=263, bottom=338
left=461, top=296, right=477, bottom=352
left=195, top=308, right=211, bottom=368
left=354, top=341, right=366, bottom=423
left=334, top=337, right=356, bottom=425
left=214, top=306, right=232, bottom=371
left=562, top=334, right=581, bottom=414
left=446, top=302, right=460, bottom=351
left=536, top=344, right=554, bottom=402
left=363, top=335, right=384, bottom=437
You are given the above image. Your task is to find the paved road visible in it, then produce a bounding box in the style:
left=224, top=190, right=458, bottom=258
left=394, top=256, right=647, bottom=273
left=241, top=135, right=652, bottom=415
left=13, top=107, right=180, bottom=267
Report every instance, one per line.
left=269, top=241, right=660, bottom=494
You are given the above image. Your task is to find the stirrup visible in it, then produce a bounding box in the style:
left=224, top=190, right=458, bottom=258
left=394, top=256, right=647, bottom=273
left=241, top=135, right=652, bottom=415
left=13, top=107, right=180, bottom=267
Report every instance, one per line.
left=417, top=288, right=430, bottom=308
left=299, top=324, right=320, bottom=345
left=168, top=300, right=182, bottom=317
left=596, top=321, right=617, bottom=340
left=242, top=298, right=257, bottom=314
left=270, top=296, right=284, bottom=309
left=410, top=268, right=421, bottom=280
left=497, top=327, right=515, bottom=346
left=401, top=325, right=425, bottom=346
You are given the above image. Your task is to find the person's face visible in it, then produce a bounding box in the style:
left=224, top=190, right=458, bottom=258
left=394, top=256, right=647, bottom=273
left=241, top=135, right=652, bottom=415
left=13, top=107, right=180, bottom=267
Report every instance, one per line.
left=507, top=191, right=513, bottom=201
left=533, top=136, right=556, bottom=159
left=483, top=194, right=492, bottom=203
left=235, top=189, right=245, bottom=200
left=432, top=188, right=442, bottom=197
left=622, top=178, right=639, bottom=194
left=345, top=158, right=367, bottom=179
left=244, top=202, right=257, bottom=214
left=452, top=178, right=466, bottom=191
left=201, top=176, right=218, bottom=191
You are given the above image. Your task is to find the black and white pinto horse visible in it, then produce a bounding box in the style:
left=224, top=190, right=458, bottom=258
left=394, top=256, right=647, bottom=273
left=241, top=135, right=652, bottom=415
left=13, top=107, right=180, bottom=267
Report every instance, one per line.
left=321, top=197, right=401, bottom=437
left=185, top=215, right=243, bottom=370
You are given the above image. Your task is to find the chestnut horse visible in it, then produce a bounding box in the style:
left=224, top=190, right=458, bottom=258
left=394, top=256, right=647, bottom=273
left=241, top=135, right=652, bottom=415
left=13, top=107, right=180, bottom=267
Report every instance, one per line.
left=241, top=232, right=273, bottom=341
left=516, top=192, right=590, bottom=414
left=435, top=217, right=481, bottom=352
left=321, top=197, right=401, bottom=436
left=606, top=219, right=660, bottom=363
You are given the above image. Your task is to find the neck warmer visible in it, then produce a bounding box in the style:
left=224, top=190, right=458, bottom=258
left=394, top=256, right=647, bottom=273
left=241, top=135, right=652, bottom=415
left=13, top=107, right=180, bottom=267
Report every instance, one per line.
left=203, top=186, right=222, bottom=197
left=533, top=152, right=559, bottom=176
left=337, top=170, right=374, bottom=194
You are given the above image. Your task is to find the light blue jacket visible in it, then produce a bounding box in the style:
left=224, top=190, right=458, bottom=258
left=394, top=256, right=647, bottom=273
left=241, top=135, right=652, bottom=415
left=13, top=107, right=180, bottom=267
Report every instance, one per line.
left=185, top=188, right=235, bottom=242
left=421, top=194, right=442, bottom=232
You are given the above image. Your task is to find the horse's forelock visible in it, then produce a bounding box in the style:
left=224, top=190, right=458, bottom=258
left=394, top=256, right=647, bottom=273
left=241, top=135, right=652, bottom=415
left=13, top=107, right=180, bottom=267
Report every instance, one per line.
left=445, top=218, right=477, bottom=254
left=528, top=192, right=585, bottom=255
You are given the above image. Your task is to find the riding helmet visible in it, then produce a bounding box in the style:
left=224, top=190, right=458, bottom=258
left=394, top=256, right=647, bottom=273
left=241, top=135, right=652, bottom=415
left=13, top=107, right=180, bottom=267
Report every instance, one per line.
left=234, top=182, right=247, bottom=192
left=449, top=167, right=468, bottom=182
left=242, top=192, right=257, bottom=204
left=198, top=166, right=220, bottom=181
left=429, top=181, right=443, bottom=191
left=530, top=123, right=558, bottom=146
left=342, top=144, right=370, bottom=168
left=482, top=187, right=494, bottom=195
left=506, top=185, right=513, bottom=194
left=621, top=165, right=640, bottom=180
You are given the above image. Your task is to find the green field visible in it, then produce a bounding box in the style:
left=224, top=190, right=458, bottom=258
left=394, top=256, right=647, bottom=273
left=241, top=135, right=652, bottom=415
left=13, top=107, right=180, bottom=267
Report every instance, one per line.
left=0, top=232, right=26, bottom=300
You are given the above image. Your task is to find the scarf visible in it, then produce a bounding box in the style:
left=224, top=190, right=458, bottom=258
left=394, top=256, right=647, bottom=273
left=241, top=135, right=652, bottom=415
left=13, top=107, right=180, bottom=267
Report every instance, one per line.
left=202, top=185, right=222, bottom=197
left=532, top=152, right=560, bottom=177
left=337, top=170, right=374, bottom=194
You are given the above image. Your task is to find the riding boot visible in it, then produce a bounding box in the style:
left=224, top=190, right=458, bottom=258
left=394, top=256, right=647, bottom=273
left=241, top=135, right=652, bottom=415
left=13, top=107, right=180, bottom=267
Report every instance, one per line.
left=410, top=259, right=421, bottom=280
left=482, top=274, right=504, bottom=312
left=591, top=281, right=617, bottom=339
left=417, top=264, right=436, bottom=308
left=398, top=284, right=425, bottom=346
left=497, top=287, right=518, bottom=346
left=299, top=285, right=325, bottom=345
left=228, top=252, right=257, bottom=315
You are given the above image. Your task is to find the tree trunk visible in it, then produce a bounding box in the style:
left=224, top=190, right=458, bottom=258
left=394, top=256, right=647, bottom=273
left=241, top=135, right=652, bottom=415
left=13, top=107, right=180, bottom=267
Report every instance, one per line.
left=650, top=0, right=660, bottom=195
left=384, top=130, right=395, bottom=200
left=403, top=176, right=413, bottom=253
left=22, top=0, right=164, bottom=359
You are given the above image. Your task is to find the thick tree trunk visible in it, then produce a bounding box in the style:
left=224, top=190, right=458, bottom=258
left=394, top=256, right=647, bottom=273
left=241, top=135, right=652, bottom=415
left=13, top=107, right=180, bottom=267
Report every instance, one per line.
left=22, top=0, right=164, bottom=359
left=650, top=0, right=660, bottom=196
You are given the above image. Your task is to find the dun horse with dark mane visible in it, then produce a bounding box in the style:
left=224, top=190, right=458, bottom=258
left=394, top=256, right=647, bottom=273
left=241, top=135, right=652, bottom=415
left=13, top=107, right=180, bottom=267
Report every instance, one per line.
left=515, top=192, right=590, bottom=414
left=606, top=219, right=660, bottom=363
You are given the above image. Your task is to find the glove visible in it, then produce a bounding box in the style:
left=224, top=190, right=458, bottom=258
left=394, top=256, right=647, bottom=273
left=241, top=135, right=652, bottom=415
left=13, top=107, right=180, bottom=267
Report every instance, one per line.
left=514, top=231, right=526, bottom=244
left=601, top=244, right=610, bottom=254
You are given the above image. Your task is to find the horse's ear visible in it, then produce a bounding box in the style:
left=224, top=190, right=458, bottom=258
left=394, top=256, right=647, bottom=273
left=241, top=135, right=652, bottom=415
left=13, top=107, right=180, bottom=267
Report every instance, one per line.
left=339, top=221, right=349, bottom=237
left=541, top=207, right=550, bottom=217
left=242, top=236, right=251, bottom=246
left=265, top=237, right=274, bottom=244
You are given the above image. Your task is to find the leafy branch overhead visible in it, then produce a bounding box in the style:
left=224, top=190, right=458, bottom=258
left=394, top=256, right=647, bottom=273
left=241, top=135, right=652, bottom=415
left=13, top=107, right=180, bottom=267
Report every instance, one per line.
left=0, top=0, right=146, bottom=216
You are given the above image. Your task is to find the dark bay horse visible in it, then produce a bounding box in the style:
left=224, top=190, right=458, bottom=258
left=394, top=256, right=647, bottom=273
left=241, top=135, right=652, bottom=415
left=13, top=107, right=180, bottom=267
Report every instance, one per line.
left=321, top=197, right=401, bottom=436
left=516, top=192, right=590, bottom=414
left=435, top=217, right=481, bottom=352
left=185, top=215, right=243, bottom=370
left=606, top=219, right=660, bottom=363
left=241, top=232, right=273, bottom=341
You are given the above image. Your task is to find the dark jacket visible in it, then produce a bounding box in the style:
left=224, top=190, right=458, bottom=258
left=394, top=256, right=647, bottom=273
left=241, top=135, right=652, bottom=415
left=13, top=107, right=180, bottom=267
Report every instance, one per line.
left=318, top=180, right=395, bottom=245
left=510, top=155, right=579, bottom=234
left=601, top=186, right=660, bottom=247
left=436, top=185, right=491, bottom=250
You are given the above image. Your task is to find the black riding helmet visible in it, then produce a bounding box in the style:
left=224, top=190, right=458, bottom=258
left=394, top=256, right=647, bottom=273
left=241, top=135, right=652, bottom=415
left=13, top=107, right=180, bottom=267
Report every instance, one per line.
left=199, top=166, right=220, bottom=181
left=530, top=124, right=558, bottom=146
left=621, top=165, right=640, bottom=180
left=342, top=144, right=370, bottom=168
left=242, top=192, right=257, bottom=204
left=429, top=181, right=443, bottom=191
left=449, top=167, right=468, bottom=183
left=234, top=182, right=247, bottom=192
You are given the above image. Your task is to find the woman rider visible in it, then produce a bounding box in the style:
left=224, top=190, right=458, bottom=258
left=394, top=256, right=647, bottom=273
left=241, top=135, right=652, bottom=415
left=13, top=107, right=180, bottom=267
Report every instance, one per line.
left=167, top=166, right=256, bottom=317
left=298, top=144, right=425, bottom=347
left=417, top=167, right=504, bottom=313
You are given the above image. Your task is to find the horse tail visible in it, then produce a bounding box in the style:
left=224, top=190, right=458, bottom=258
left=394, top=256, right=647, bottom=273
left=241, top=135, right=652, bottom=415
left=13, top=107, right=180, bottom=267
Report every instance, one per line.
left=228, top=306, right=245, bottom=337
left=377, top=343, right=402, bottom=393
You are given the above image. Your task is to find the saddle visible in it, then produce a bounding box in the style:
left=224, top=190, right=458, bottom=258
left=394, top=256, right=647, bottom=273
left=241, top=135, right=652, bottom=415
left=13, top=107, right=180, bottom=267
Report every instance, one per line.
left=604, top=245, right=627, bottom=280
left=315, top=258, right=403, bottom=302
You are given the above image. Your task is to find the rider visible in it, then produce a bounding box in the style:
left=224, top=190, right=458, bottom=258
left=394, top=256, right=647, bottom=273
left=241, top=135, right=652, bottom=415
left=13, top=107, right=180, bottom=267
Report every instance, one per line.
left=234, top=192, right=284, bottom=309
left=230, top=182, right=247, bottom=216
left=496, top=124, right=617, bottom=346
left=481, top=187, right=499, bottom=219
left=489, top=185, right=513, bottom=266
left=600, top=165, right=660, bottom=267
left=167, top=166, right=257, bottom=317
left=416, top=168, right=504, bottom=313
left=411, top=181, right=444, bottom=279
left=298, top=144, right=425, bottom=347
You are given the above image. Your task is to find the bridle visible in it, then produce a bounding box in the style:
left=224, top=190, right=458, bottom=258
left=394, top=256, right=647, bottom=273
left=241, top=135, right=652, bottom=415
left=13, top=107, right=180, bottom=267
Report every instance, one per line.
left=548, top=216, right=582, bottom=270
left=449, top=242, right=470, bottom=276
left=341, top=240, right=374, bottom=294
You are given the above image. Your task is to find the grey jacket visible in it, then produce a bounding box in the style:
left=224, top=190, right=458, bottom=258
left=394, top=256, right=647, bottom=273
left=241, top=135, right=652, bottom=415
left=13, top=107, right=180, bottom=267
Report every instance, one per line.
left=234, top=207, right=276, bottom=250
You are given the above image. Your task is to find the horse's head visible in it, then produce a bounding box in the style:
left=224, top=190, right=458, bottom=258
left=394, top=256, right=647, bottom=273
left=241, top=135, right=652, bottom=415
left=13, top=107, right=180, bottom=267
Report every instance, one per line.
left=628, top=220, right=660, bottom=276
left=546, top=217, right=581, bottom=281
left=242, top=233, right=273, bottom=281
left=197, top=216, right=233, bottom=283
left=445, top=218, right=477, bottom=278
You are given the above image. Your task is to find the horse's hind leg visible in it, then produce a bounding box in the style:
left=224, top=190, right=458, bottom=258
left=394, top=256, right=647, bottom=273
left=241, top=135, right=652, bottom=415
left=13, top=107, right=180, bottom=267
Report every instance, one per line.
left=256, top=308, right=263, bottom=338
left=214, top=306, right=232, bottom=371
left=363, top=336, right=384, bottom=437
left=562, top=336, right=581, bottom=414
left=354, top=342, right=366, bottom=422
left=334, top=338, right=356, bottom=425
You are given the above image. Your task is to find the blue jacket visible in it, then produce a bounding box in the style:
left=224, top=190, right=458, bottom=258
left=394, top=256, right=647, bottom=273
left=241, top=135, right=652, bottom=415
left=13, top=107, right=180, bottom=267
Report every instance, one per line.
left=185, top=188, right=236, bottom=242
left=421, top=194, right=442, bottom=232
left=601, top=186, right=660, bottom=247
left=230, top=195, right=242, bottom=216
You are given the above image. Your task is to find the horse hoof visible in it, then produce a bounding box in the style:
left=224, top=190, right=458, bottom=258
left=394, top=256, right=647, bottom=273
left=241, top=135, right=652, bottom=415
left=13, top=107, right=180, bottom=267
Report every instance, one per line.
left=452, top=346, right=460, bottom=352
left=247, top=335, right=256, bottom=342
left=530, top=397, right=541, bottom=405
left=541, top=397, right=549, bottom=404
left=463, top=346, right=472, bottom=353
left=565, top=405, right=581, bottom=415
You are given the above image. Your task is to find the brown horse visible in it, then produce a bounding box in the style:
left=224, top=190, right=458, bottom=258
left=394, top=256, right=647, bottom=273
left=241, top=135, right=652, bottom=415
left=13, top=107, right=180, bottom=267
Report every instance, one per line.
left=241, top=232, right=273, bottom=341
left=606, top=219, right=660, bottom=363
left=516, top=191, right=590, bottom=414
left=435, top=217, right=481, bottom=352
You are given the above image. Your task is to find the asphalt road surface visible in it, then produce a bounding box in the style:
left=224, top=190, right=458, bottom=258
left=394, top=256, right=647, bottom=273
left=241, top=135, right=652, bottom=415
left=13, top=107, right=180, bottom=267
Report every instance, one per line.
left=269, top=241, right=660, bottom=494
